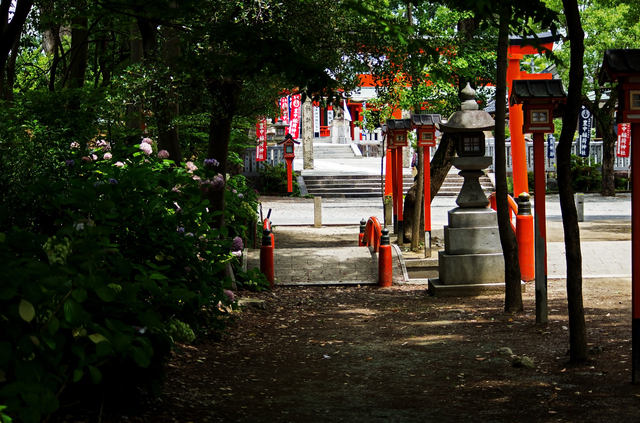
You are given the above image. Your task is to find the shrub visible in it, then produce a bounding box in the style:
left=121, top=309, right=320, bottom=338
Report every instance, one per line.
left=0, top=141, right=239, bottom=422
left=570, top=154, right=601, bottom=192
left=257, top=163, right=300, bottom=196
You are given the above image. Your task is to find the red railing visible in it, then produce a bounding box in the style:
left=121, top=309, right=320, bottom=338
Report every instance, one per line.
left=362, top=216, right=382, bottom=253
left=487, top=192, right=518, bottom=233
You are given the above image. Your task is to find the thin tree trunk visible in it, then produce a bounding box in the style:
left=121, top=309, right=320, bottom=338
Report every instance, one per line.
left=496, top=14, right=522, bottom=313
left=560, top=0, right=588, bottom=362
left=0, top=0, right=33, bottom=98
left=429, top=132, right=455, bottom=201
left=206, top=78, right=243, bottom=228
left=411, top=146, right=424, bottom=250
left=3, top=34, right=20, bottom=101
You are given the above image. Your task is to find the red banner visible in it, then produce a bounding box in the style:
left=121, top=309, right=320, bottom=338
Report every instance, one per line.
left=289, top=94, right=302, bottom=139
left=279, top=97, right=289, bottom=134
left=617, top=123, right=631, bottom=158
left=256, top=118, right=267, bottom=162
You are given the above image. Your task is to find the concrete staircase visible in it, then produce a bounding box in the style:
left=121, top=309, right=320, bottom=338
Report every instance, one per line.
left=437, top=169, right=495, bottom=196
left=310, top=143, right=358, bottom=159
left=303, top=174, right=414, bottom=198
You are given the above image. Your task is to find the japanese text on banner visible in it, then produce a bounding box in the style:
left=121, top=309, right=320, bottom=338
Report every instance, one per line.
left=255, top=118, right=267, bottom=161
left=547, top=134, right=555, bottom=159
left=617, top=123, right=631, bottom=158
left=289, top=94, right=302, bottom=139
left=279, top=97, right=290, bottom=134
left=578, top=105, right=592, bottom=157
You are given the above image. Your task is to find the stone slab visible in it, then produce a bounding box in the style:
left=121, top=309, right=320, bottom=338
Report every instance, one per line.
left=444, top=226, right=502, bottom=255
left=428, top=278, right=526, bottom=297
left=448, top=207, right=498, bottom=228
left=438, top=250, right=505, bottom=285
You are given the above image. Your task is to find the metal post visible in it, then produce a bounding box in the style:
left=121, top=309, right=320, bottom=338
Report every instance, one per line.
left=535, top=215, right=548, bottom=324
left=396, top=146, right=404, bottom=246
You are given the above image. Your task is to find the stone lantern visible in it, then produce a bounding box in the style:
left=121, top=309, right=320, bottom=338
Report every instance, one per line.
left=273, top=121, right=290, bottom=143
left=428, top=83, right=506, bottom=296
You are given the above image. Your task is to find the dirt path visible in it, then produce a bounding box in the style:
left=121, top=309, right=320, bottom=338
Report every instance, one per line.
left=52, top=225, right=638, bottom=423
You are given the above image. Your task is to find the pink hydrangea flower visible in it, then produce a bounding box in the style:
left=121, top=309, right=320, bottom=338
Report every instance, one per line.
left=158, top=150, right=170, bottom=159
left=186, top=161, right=198, bottom=172
left=139, top=143, right=152, bottom=155
left=224, top=289, right=235, bottom=302
left=82, top=156, right=92, bottom=163
left=141, top=137, right=154, bottom=145
left=115, top=161, right=125, bottom=167
left=91, top=154, right=98, bottom=161
left=70, top=142, right=80, bottom=149
left=103, top=153, right=113, bottom=160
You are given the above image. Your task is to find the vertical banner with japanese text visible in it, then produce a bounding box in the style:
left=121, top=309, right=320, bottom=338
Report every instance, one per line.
left=547, top=134, right=555, bottom=159
left=255, top=118, right=267, bottom=162
left=327, top=106, right=334, bottom=128
left=289, top=94, right=302, bottom=139
left=362, top=102, right=368, bottom=138
left=313, top=103, right=320, bottom=138
left=617, top=123, right=631, bottom=158
left=578, top=105, right=593, bottom=157
left=279, top=97, right=290, bottom=134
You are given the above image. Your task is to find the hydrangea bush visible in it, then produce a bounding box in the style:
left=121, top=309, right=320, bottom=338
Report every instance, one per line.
left=0, top=139, right=258, bottom=422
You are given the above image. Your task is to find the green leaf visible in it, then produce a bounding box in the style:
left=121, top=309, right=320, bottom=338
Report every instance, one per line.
left=0, top=287, right=16, bottom=300
left=0, top=233, right=5, bottom=242
left=71, top=345, right=85, bottom=361
left=88, top=365, right=102, bottom=384
left=142, top=278, right=161, bottom=295
left=88, top=333, right=109, bottom=344
left=40, top=391, right=59, bottom=414
left=96, top=341, right=113, bottom=357
left=47, top=316, right=59, bottom=335
left=149, top=273, right=168, bottom=280
left=0, top=342, right=11, bottom=366
left=129, top=346, right=150, bottom=368
left=219, top=226, right=229, bottom=238
left=18, top=407, right=41, bottom=423
left=72, top=288, right=88, bottom=303
left=94, top=284, right=116, bottom=302
left=112, top=333, right=132, bottom=353
left=73, top=368, right=83, bottom=382
left=63, top=300, right=84, bottom=326
left=19, top=299, right=36, bottom=322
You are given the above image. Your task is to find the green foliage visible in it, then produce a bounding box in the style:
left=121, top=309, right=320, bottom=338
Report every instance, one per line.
left=0, top=139, right=244, bottom=421
left=235, top=268, right=271, bottom=292
left=257, top=163, right=300, bottom=196
left=570, top=154, right=602, bottom=192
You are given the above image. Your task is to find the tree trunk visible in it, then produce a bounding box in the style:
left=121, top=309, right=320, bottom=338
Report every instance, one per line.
left=560, top=0, right=589, bottom=363
left=206, top=78, right=243, bottom=228
left=65, top=14, right=89, bottom=88
left=496, top=14, right=522, bottom=313
left=0, top=0, right=33, bottom=98
left=429, top=132, right=455, bottom=201
left=411, top=146, right=424, bottom=250
left=592, top=96, right=617, bottom=197
left=3, top=33, right=20, bottom=101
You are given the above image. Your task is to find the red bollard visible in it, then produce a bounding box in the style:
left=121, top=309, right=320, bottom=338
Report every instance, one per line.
left=260, top=229, right=275, bottom=287
left=378, top=228, right=393, bottom=287
left=358, top=219, right=366, bottom=246
left=516, top=192, right=535, bottom=282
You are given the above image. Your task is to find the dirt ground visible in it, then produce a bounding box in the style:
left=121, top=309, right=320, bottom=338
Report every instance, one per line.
left=51, top=224, right=639, bottom=423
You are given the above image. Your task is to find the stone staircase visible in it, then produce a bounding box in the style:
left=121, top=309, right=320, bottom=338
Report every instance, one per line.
left=303, top=174, right=414, bottom=198
left=437, top=169, right=495, bottom=196
left=308, top=143, right=358, bottom=159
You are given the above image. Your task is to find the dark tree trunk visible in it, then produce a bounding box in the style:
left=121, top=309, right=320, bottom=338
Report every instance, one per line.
left=429, top=132, right=455, bottom=201
left=496, top=15, right=522, bottom=313
left=66, top=14, right=89, bottom=88
left=0, top=0, right=33, bottom=98
left=560, top=0, right=589, bottom=363
left=206, top=78, right=243, bottom=228
left=3, top=33, right=20, bottom=101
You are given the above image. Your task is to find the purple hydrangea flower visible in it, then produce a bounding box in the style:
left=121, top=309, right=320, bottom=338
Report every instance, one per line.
left=96, top=139, right=111, bottom=151
left=224, top=289, right=235, bottom=302
left=231, top=250, right=242, bottom=257
left=65, top=160, right=75, bottom=167
left=238, top=193, right=244, bottom=199
left=158, top=150, right=170, bottom=159
left=94, top=181, right=104, bottom=188
left=177, top=227, right=185, bottom=234
left=186, top=161, right=198, bottom=172
left=232, top=189, right=237, bottom=194
left=204, top=158, right=219, bottom=167
left=211, top=174, right=225, bottom=189
left=231, top=236, right=243, bottom=251
left=108, top=178, right=118, bottom=184
left=139, top=143, right=152, bottom=155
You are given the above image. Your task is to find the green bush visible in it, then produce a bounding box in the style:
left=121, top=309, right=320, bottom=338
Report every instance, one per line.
left=258, top=163, right=300, bottom=196
left=570, top=154, right=601, bottom=192
left=0, top=141, right=241, bottom=422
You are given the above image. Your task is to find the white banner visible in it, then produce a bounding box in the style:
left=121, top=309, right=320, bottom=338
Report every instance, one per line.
left=313, top=105, right=320, bottom=137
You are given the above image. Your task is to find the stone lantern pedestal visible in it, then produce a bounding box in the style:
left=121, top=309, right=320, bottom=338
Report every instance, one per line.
left=428, top=156, right=506, bottom=296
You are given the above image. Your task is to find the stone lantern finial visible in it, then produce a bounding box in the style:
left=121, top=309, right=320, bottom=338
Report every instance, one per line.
left=460, top=83, right=479, bottom=111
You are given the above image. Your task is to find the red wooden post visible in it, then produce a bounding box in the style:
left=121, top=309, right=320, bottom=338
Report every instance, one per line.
left=516, top=193, right=535, bottom=282
left=396, top=145, right=404, bottom=245
left=260, top=229, right=274, bottom=287
left=391, top=148, right=398, bottom=232
left=632, top=122, right=640, bottom=379
left=378, top=228, right=393, bottom=287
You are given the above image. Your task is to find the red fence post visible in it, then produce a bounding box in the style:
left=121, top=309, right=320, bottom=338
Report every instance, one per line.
left=378, top=228, right=393, bottom=287
left=260, top=228, right=274, bottom=287
left=516, top=192, right=535, bottom=282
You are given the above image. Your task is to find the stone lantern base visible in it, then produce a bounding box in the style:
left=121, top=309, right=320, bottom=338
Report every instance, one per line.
left=428, top=207, right=525, bottom=297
